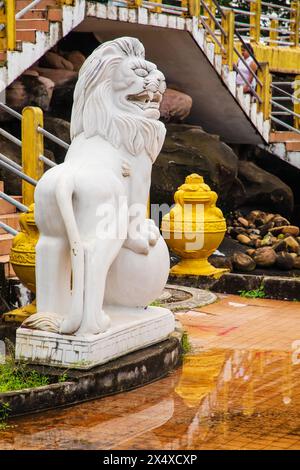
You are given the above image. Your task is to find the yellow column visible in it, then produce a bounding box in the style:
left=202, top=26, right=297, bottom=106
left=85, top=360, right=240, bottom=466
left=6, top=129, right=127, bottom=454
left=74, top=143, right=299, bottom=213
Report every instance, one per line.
left=6, top=0, right=16, bottom=51
left=22, top=107, right=44, bottom=207
left=257, top=63, right=271, bottom=120
left=294, top=75, right=300, bottom=129
left=250, top=0, right=261, bottom=44
left=290, top=1, right=300, bottom=47
left=127, top=0, right=142, bottom=7
left=269, top=18, right=279, bottom=46
left=187, top=0, right=200, bottom=18
left=221, top=10, right=234, bottom=71
left=206, top=0, right=216, bottom=34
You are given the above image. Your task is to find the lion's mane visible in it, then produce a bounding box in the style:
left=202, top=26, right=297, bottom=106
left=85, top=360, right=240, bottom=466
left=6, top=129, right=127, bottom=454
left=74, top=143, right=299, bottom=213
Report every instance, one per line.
left=70, top=37, right=166, bottom=161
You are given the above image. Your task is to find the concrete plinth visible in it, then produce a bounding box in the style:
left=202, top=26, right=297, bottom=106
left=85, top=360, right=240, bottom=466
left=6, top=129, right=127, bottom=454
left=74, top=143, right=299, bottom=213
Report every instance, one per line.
left=15, top=306, right=175, bottom=369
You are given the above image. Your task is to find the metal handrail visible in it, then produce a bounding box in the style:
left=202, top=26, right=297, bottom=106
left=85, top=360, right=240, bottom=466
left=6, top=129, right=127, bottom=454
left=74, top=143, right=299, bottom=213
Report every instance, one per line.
left=233, top=63, right=262, bottom=103
left=0, top=157, right=37, bottom=186
left=16, top=0, right=44, bottom=20
left=199, top=15, right=226, bottom=53
left=271, top=83, right=300, bottom=104
left=37, top=126, right=70, bottom=150
left=271, top=99, right=300, bottom=120
left=233, top=46, right=262, bottom=88
left=0, top=152, right=22, bottom=171
left=0, top=221, right=18, bottom=236
left=271, top=116, right=300, bottom=135
left=0, top=128, right=21, bottom=147
left=200, top=0, right=227, bottom=37
left=0, top=192, right=28, bottom=212
left=39, top=154, right=57, bottom=168
left=0, top=103, right=22, bottom=120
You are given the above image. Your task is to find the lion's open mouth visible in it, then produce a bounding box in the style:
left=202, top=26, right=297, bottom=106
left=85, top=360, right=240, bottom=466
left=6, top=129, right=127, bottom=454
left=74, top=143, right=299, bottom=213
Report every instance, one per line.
left=127, top=90, right=162, bottom=111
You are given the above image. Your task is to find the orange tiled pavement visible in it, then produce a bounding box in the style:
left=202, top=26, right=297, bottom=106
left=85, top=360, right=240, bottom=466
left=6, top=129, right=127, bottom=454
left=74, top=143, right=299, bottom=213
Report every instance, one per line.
left=1, top=294, right=300, bottom=450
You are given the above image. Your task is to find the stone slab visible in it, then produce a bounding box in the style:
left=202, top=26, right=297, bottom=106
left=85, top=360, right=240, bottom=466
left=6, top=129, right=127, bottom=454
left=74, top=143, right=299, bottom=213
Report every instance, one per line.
left=15, top=306, right=175, bottom=369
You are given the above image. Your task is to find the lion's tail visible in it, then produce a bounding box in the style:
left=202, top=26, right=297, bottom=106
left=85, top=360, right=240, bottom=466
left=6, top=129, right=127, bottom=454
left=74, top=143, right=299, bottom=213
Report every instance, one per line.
left=55, top=176, right=85, bottom=335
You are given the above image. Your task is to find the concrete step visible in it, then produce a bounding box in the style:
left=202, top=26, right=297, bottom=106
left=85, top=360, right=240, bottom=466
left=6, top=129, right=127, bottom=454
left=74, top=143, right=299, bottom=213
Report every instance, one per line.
left=0, top=196, right=22, bottom=216
left=16, top=29, right=37, bottom=43
left=16, top=19, right=50, bottom=33
left=270, top=131, right=300, bottom=143
left=0, top=213, right=20, bottom=234
left=48, top=8, right=63, bottom=22
left=285, top=141, right=300, bottom=152
left=0, top=234, right=14, bottom=256
left=16, top=0, right=58, bottom=11
left=21, top=9, right=47, bottom=19
left=0, top=255, right=16, bottom=278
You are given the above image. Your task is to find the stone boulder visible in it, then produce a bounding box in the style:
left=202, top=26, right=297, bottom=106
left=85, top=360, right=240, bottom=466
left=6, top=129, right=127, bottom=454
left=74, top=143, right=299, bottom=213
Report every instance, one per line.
left=39, top=51, right=74, bottom=71
left=160, top=88, right=192, bottom=123
left=43, top=116, right=71, bottom=164
left=0, top=74, right=54, bottom=121
left=64, top=50, right=86, bottom=71
left=238, top=160, right=294, bottom=215
left=152, top=124, right=240, bottom=210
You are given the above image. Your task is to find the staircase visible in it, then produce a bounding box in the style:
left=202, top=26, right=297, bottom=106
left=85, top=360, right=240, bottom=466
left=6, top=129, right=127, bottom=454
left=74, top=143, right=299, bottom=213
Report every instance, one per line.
left=0, top=0, right=85, bottom=89
left=0, top=181, right=21, bottom=279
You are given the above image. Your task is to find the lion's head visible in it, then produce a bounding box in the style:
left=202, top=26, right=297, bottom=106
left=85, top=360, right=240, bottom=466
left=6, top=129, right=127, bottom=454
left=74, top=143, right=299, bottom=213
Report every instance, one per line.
left=70, top=37, right=166, bottom=161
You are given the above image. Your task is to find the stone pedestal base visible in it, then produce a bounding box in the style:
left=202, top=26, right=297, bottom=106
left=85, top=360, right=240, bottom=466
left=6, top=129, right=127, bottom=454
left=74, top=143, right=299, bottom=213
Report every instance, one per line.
left=15, top=306, right=175, bottom=369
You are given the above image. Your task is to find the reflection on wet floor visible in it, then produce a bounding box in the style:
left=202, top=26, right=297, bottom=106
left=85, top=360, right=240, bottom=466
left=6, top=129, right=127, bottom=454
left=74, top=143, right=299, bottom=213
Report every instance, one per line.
left=1, top=294, right=300, bottom=450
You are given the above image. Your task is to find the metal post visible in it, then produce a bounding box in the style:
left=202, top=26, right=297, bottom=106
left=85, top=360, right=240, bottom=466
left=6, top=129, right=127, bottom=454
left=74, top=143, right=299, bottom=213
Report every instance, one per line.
left=222, top=10, right=234, bottom=71
left=6, top=0, right=16, bottom=51
left=250, top=0, right=261, bottom=43
left=294, top=75, right=300, bottom=129
left=22, top=107, right=44, bottom=206
left=269, top=18, right=279, bottom=45
left=257, top=63, right=271, bottom=120
left=291, top=1, right=300, bottom=47
left=187, top=0, right=200, bottom=18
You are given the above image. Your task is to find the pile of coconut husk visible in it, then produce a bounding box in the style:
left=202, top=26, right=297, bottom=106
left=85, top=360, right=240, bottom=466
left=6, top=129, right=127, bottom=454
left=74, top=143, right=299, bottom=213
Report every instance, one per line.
left=226, top=210, right=300, bottom=272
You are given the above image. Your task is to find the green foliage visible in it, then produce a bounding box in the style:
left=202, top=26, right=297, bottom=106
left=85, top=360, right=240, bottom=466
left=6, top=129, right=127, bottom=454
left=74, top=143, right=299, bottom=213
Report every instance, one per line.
left=0, top=402, right=11, bottom=430
left=149, top=300, right=162, bottom=307
left=0, top=356, right=49, bottom=393
left=239, top=284, right=266, bottom=299
left=58, top=372, right=69, bottom=383
left=181, top=331, right=192, bottom=354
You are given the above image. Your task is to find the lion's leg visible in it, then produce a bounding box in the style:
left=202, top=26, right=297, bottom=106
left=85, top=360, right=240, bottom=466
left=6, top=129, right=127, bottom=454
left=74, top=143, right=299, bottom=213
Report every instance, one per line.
left=76, top=237, right=124, bottom=336
left=36, top=235, right=71, bottom=318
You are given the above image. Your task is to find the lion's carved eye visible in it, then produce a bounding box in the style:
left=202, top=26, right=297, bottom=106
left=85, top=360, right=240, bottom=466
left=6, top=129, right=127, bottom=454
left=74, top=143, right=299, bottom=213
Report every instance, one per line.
left=134, top=68, right=148, bottom=78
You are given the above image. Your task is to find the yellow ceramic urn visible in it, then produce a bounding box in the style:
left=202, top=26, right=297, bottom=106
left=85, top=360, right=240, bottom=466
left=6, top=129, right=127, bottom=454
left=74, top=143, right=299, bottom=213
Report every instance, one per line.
left=161, top=174, right=228, bottom=278
left=3, top=204, right=38, bottom=322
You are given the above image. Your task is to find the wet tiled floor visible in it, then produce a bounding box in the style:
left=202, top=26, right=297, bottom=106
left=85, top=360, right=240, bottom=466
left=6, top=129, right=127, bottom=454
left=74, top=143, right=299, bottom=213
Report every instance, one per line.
left=1, top=294, right=300, bottom=450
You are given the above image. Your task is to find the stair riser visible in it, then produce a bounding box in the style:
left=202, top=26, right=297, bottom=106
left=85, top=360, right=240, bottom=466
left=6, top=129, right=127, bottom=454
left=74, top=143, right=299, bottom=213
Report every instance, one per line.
left=16, top=0, right=58, bottom=11
left=16, top=20, right=50, bottom=33
left=16, top=30, right=37, bottom=43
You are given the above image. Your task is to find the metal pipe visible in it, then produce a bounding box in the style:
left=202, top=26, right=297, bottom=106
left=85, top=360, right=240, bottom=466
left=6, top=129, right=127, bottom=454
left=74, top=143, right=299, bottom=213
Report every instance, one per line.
left=39, top=154, right=57, bottom=168
left=271, top=100, right=300, bottom=120
left=142, top=1, right=187, bottom=11
left=0, top=103, right=22, bottom=120
left=272, top=82, right=293, bottom=86
left=222, top=6, right=255, bottom=16
left=272, top=112, right=292, bottom=116
left=234, top=46, right=263, bottom=87
left=233, top=64, right=262, bottom=103
left=37, top=126, right=70, bottom=150
left=261, top=1, right=294, bottom=12
left=16, top=0, right=44, bottom=20
left=0, top=159, right=37, bottom=186
left=271, top=116, right=300, bottom=135
left=0, top=128, right=22, bottom=147
left=271, top=84, right=300, bottom=104
left=200, top=0, right=227, bottom=37
left=0, top=192, right=28, bottom=212
left=0, top=152, right=22, bottom=171
left=272, top=96, right=292, bottom=101
left=0, top=221, right=18, bottom=236
left=199, top=16, right=226, bottom=53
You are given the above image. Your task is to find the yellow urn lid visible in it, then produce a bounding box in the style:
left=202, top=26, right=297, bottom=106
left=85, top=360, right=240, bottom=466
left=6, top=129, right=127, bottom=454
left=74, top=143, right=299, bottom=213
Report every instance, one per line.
left=175, top=173, right=215, bottom=205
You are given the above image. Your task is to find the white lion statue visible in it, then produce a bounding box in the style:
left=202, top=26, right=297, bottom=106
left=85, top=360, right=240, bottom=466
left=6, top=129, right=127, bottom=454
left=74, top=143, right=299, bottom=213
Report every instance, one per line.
left=23, top=37, right=170, bottom=336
